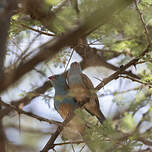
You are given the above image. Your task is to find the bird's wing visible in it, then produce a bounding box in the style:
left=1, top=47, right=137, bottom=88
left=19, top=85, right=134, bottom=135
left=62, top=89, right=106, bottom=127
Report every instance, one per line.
left=81, top=73, right=94, bottom=89
left=81, top=73, right=106, bottom=124
left=58, top=103, right=74, bottom=119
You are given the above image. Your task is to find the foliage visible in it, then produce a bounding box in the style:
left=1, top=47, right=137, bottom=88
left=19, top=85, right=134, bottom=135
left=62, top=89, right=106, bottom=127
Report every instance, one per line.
left=1, top=0, right=152, bottom=152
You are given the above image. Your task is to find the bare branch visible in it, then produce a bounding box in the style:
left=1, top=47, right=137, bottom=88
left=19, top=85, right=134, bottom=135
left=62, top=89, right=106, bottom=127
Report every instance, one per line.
left=0, top=0, right=17, bottom=77
left=79, top=144, right=86, bottom=152
left=0, top=101, right=6, bottom=152
left=137, top=137, right=152, bottom=146
left=0, top=99, right=62, bottom=126
left=0, top=80, right=50, bottom=119
left=21, top=24, right=56, bottom=37
left=134, top=0, right=151, bottom=45
left=120, top=76, right=152, bottom=88
left=71, top=144, right=76, bottom=152
left=53, top=141, right=84, bottom=147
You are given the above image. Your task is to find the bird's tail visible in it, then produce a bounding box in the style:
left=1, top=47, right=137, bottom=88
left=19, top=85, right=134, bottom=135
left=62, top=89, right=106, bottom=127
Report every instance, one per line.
left=84, top=98, right=106, bottom=124
left=96, top=110, right=106, bottom=124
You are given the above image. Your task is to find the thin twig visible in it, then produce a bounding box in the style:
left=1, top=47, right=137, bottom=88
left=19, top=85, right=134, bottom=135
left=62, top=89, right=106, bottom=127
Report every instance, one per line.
left=53, top=141, right=84, bottom=147
left=79, top=144, right=86, bottom=152
left=134, top=0, right=151, bottom=44
left=71, top=144, right=75, bottom=152
left=101, top=86, right=141, bottom=97
left=23, top=33, right=41, bottom=53
left=119, top=75, right=152, bottom=88
left=21, top=24, right=56, bottom=37
left=136, top=110, right=150, bottom=131
left=15, top=34, right=41, bottom=66
left=64, top=49, right=74, bottom=72
left=34, top=68, right=47, bottom=77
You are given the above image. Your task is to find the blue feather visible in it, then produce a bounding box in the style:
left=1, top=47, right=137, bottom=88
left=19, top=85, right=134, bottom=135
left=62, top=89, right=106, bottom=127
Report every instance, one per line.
left=50, top=74, right=77, bottom=111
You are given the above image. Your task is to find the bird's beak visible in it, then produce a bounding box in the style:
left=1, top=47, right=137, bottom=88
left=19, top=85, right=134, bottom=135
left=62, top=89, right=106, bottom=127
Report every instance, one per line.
left=48, top=76, right=54, bottom=80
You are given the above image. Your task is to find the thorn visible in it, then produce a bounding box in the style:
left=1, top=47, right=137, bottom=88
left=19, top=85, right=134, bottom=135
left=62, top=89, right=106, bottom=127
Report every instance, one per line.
left=133, top=64, right=137, bottom=70
left=18, top=112, right=21, bottom=136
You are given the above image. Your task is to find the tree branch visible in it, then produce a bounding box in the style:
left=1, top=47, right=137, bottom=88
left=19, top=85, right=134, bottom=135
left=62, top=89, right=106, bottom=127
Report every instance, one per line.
left=95, top=44, right=151, bottom=91
left=137, top=137, right=152, bottom=146
left=0, top=0, right=132, bottom=94
left=119, top=75, right=152, bottom=88
left=0, top=99, right=62, bottom=126
left=0, top=100, right=6, bottom=152
left=134, top=0, right=151, bottom=45
left=53, top=141, right=84, bottom=147
left=20, top=23, right=56, bottom=37
left=74, top=40, right=140, bottom=79
left=0, top=0, right=17, bottom=77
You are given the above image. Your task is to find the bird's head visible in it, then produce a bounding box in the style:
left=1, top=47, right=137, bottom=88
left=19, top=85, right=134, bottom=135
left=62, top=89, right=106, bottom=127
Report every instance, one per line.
left=48, top=74, right=67, bottom=89
left=69, top=62, right=81, bottom=73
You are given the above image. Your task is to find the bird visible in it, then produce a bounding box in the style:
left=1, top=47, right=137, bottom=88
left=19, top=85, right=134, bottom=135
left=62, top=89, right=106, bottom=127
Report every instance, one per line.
left=49, top=73, right=85, bottom=140
left=49, top=73, right=105, bottom=151
left=67, top=62, right=106, bottom=124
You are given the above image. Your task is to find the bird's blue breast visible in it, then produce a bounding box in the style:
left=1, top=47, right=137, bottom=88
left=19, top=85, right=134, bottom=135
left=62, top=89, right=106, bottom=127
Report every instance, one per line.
left=68, top=74, right=83, bottom=85
left=54, top=96, right=77, bottom=111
